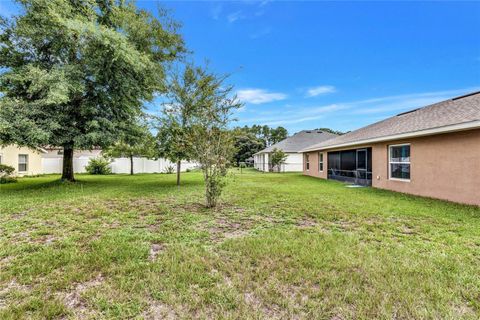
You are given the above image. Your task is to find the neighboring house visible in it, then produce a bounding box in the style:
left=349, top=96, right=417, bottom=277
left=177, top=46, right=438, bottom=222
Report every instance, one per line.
left=301, top=91, right=480, bottom=206
left=254, top=130, right=338, bottom=172
left=0, top=145, right=46, bottom=176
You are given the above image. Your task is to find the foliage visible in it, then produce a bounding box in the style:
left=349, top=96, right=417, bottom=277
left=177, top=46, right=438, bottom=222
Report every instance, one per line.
left=186, top=66, right=242, bottom=207
left=232, top=130, right=264, bottom=166
left=105, top=121, right=155, bottom=159
left=0, top=164, right=16, bottom=183
left=269, top=148, right=288, bottom=172
left=0, top=0, right=185, bottom=181
left=242, top=125, right=288, bottom=147
left=85, top=157, right=112, bottom=175
left=231, top=125, right=288, bottom=165
left=0, top=176, right=17, bottom=184
left=0, top=164, right=15, bottom=176
left=315, top=128, right=346, bottom=135
left=270, top=126, right=288, bottom=145
left=163, top=165, right=175, bottom=174
left=156, top=64, right=204, bottom=185
left=104, top=119, right=156, bottom=175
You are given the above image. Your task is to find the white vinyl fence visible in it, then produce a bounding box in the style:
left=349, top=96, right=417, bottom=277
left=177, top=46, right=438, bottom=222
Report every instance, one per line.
left=42, top=157, right=198, bottom=174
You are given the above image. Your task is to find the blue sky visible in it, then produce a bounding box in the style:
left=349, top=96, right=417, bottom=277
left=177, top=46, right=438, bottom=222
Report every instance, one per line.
left=2, top=0, right=479, bottom=134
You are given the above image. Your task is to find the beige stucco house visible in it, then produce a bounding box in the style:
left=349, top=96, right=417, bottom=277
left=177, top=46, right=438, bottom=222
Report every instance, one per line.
left=254, top=130, right=338, bottom=172
left=0, top=145, right=46, bottom=176
left=301, top=91, right=480, bottom=206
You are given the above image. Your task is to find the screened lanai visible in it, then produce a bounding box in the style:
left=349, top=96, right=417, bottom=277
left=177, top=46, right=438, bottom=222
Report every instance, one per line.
left=327, top=148, right=372, bottom=186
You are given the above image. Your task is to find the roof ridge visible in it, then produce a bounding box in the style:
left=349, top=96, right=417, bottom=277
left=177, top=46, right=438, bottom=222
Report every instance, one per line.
left=451, top=90, right=480, bottom=101
left=300, top=90, right=480, bottom=152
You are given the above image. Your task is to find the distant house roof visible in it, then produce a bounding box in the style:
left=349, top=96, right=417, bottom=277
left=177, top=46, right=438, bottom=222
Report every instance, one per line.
left=302, top=91, right=480, bottom=152
left=255, top=130, right=338, bottom=154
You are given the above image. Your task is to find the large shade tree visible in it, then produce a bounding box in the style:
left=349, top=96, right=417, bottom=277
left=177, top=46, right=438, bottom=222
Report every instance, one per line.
left=0, top=0, right=185, bottom=181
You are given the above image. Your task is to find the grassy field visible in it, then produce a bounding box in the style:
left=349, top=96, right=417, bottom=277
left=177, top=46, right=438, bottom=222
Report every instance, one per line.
left=0, top=169, right=479, bottom=319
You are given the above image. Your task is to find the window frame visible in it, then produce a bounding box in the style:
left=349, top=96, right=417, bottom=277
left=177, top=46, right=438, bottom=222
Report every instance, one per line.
left=305, top=153, right=310, bottom=171
left=388, top=143, right=410, bottom=182
left=18, top=154, right=29, bottom=173
left=318, top=152, right=324, bottom=172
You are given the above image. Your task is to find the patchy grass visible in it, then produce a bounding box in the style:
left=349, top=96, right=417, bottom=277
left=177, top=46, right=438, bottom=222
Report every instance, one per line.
left=0, top=169, right=479, bottom=319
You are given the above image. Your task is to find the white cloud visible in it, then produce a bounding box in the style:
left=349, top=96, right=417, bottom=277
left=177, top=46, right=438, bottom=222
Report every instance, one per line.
left=306, top=85, right=336, bottom=97
left=250, top=27, right=272, bottom=39
left=227, top=11, right=245, bottom=23
left=263, top=115, right=328, bottom=126
left=210, top=4, right=223, bottom=20
left=236, top=86, right=480, bottom=128
left=351, top=87, right=480, bottom=114
left=310, top=104, right=347, bottom=113
left=237, top=89, right=287, bottom=104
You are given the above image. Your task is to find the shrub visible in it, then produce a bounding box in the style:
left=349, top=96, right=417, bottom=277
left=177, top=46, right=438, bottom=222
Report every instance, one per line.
left=0, top=164, right=16, bottom=184
left=270, top=148, right=288, bottom=172
left=85, top=157, right=112, bottom=175
left=163, top=165, right=175, bottom=174
left=0, top=175, right=17, bottom=184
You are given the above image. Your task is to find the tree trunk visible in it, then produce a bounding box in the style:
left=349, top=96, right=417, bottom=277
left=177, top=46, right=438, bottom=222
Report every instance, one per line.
left=61, top=145, right=75, bottom=182
left=130, top=155, right=134, bottom=175
left=176, top=160, right=181, bottom=186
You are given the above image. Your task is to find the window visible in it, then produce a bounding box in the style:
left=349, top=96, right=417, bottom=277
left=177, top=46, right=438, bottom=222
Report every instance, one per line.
left=305, top=154, right=310, bottom=171
left=18, top=154, right=28, bottom=172
left=318, top=152, right=324, bottom=172
left=389, top=144, right=410, bottom=180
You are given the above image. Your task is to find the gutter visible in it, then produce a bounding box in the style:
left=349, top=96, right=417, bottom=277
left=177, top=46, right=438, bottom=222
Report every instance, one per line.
left=299, top=120, right=480, bottom=152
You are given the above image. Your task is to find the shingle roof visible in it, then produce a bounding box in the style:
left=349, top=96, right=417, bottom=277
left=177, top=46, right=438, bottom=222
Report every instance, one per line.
left=255, top=130, right=338, bottom=154
left=302, top=91, right=480, bottom=152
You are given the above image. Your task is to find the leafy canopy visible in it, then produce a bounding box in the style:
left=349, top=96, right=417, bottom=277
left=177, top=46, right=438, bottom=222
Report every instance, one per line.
left=104, top=119, right=156, bottom=159
left=185, top=66, right=243, bottom=207
left=0, top=0, right=185, bottom=150
left=155, top=64, right=204, bottom=163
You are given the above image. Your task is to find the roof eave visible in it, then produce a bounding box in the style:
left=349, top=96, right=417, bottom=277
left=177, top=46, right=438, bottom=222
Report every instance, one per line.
left=300, top=120, right=480, bottom=152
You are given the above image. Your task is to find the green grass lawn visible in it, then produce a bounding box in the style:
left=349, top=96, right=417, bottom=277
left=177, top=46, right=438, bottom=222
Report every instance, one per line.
left=1, top=169, right=479, bottom=319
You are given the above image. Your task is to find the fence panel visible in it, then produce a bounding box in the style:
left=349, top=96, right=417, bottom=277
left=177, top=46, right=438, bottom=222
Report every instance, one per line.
left=42, top=156, right=197, bottom=174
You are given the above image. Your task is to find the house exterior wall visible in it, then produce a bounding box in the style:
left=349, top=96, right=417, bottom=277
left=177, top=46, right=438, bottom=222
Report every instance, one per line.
left=303, top=129, right=480, bottom=206
left=254, top=152, right=304, bottom=172
left=371, top=129, right=480, bottom=206
left=254, top=153, right=268, bottom=171
left=302, top=151, right=328, bottom=179
left=0, top=145, right=43, bottom=176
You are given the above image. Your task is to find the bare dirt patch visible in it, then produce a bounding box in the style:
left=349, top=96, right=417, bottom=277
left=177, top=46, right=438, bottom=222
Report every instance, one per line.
left=398, top=225, right=417, bottom=235
left=142, top=300, right=184, bottom=320
left=58, top=274, right=104, bottom=318
left=296, top=218, right=318, bottom=229
left=0, top=279, right=32, bottom=310
left=149, top=243, right=166, bottom=261
left=202, top=216, right=255, bottom=242
left=34, top=234, right=57, bottom=245
left=243, top=291, right=287, bottom=319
